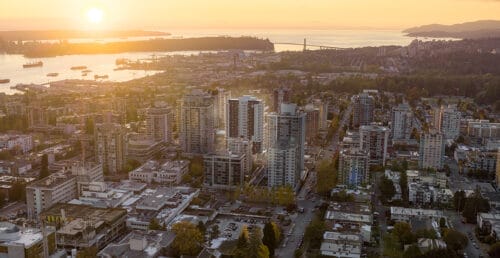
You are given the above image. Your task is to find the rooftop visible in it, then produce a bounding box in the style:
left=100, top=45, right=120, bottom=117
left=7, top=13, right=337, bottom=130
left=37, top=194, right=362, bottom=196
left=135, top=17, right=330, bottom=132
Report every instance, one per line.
left=27, top=171, right=75, bottom=189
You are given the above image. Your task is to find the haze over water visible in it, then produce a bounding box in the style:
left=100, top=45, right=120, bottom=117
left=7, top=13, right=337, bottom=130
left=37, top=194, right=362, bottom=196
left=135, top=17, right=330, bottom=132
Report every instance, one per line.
left=0, top=29, right=441, bottom=94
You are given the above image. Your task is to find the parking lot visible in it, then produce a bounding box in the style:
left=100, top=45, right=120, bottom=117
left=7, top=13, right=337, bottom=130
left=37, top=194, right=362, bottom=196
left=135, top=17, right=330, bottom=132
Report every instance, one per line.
left=212, top=216, right=266, bottom=240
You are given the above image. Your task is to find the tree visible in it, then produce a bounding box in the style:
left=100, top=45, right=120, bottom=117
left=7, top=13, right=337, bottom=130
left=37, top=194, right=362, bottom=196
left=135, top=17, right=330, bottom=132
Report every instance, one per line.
left=453, top=190, right=466, bottom=212
left=39, top=154, right=49, bottom=179
left=443, top=229, right=468, bottom=251
left=234, top=226, right=250, bottom=258
left=316, top=159, right=337, bottom=196
left=263, top=221, right=280, bottom=257
left=183, top=156, right=204, bottom=188
left=171, top=221, right=204, bottom=256
left=462, top=190, right=490, bottom=222
left=439, top=217, right=446, bottom=228
left=148, top=218, right=162, bottom=230
left=379, top=176, right=396, bottom=202
left=76, top=246, right=98, bottom=258
left=400, top=171, right=409, bottom=204
left=197, top=221, right=206, bottom=235
left=488, top=242, right=500, bottom=258
left=403, top=244, right=422, bottom=258
left=210, top=225, right=220, bottom=240
left=304, top=218, right=327, bottom=249
left=392, top=222, right=416, bottom=248
left=248, top=226, right=269, bottom=258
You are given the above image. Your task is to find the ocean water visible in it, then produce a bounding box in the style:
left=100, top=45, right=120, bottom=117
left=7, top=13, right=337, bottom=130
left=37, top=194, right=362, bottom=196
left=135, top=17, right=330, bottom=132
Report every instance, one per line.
left=0, top=29, right=427, bottom=94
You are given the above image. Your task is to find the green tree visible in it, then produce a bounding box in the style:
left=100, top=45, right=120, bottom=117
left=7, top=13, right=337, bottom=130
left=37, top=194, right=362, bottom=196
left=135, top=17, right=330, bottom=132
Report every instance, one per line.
left=183, top=156, right=204, bottom=188
left=443, top=229, right=468, bottom=251
left=439, top=217, right=446, bottom=228
left=197, top=221, right=206, bottom=235
left=171, top=221, right=204, bottom=256
left=453, top=190, right=466, bottom=212
left=148, top=218, right=162, bottom=230
left=263, top=221, right=280, bottom=257
left=210, top=225, right=220, bottom=240
left=488, top=242, right=500, bottom=258
left=304, top=218, right=327, bottom=249
left=462, top=190, right=490, bottom=222
left=316, top=159, right=337, bottom=196
left=248, top=226, right=269, bottom=258
left=400, top=171, right=409, bottom=204
left=380, top=176, right=396, bottom=202
left=39, top=154, right=50, bottom=179
left=76, top=246, right=98, bottom=258
left=234, top=226, right=250, bottom=258
left=392, top=222, right=416, bottom=248
left=403, top=244, right=422, bottom=258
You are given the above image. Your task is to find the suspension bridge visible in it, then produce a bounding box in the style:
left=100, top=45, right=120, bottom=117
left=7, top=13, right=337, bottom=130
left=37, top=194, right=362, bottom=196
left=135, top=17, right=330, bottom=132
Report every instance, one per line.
left=273, top=38, right=344, bottom=50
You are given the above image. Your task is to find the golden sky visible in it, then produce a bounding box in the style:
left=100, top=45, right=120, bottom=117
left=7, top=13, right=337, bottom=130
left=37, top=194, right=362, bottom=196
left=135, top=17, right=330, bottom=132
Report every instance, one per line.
left=1, top=0, right=499, bottom=30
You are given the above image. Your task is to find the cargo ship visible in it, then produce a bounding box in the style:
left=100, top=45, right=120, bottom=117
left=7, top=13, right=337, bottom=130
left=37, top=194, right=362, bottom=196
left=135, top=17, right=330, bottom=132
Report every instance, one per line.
left=0, top=79, right=10, bottom=84
left=71, top=66, right=87, bottom=70
left=46, top=73, right=59, bottom=77
left=23, top=61, right=43, bottom=68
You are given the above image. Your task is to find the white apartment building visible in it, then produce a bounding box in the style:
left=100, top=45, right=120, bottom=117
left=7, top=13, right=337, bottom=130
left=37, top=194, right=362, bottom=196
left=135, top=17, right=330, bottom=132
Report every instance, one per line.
left=0, top=134, right=33, bottom=153
left=26, top=172, right=77, bottom=219
left=359, top=125, right=389, bottom=166
left=146, top=104, right=174, bottom=143
left=226, top=95, right=264, bottom=153
left=434, top=105, right=461, bottom=140
left=266, top=104, right=306, bottom=189
left=178, top=90, right=216, bottom=154
left=129, top=160, right=189, bottom=185
left=391, top=103, right=414, bottom=140
left=338, top=148, right=369, bottom=187
left=419, top=130, right=445, bottom=170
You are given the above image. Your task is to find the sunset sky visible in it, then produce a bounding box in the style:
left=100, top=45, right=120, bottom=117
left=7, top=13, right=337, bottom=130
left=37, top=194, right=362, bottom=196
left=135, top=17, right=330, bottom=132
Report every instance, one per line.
left=1, top=0, right=500, bottom=30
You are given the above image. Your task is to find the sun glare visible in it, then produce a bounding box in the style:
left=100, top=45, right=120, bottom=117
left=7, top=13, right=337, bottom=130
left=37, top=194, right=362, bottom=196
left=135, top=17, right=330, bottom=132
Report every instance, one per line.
left=86, top=8, right=104, bottom=24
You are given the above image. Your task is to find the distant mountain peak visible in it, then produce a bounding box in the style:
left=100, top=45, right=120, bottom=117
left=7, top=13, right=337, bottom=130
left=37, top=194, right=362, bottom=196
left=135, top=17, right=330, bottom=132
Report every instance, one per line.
left=404, top=20, right=500, bottom=39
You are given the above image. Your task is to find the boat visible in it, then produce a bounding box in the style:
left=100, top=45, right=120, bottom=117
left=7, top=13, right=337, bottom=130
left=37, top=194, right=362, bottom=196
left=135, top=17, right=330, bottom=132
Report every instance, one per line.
left=23, top=61, right=43, bottom=68
left=0, top=79, right=10, bottom=84
left=94, top=74, right=109, bottom=79
left=46, top=73, right=59, bottom=77
left=71, top=66, right=87, bottom=70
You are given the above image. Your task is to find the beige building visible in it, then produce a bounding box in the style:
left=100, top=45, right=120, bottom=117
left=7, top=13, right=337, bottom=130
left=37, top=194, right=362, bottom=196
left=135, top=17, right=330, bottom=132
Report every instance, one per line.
left=26, top=172, right=77, bottom=220
left=419, top=130, right=445, bottom=170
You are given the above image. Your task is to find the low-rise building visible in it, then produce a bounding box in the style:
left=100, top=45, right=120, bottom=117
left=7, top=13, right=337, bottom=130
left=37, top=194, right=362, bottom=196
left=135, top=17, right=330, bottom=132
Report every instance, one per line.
left=320, top=231, right=361, bottom=258
left=125, top=187, right=199, bottom=230
left=0, top=134, right=33, bottom=154
left=41, top=203, right=127, bottom=251
left=69, top=181, right=133, bottom=208
left=129, top=160, right=189, bottom=185
left=0, top=222, right=56, bottom=258
left=26, top=172, right=77, bottom=220
left=98, top=230, right=176, bottom=258
left=390, top=207, right=444, bottom=222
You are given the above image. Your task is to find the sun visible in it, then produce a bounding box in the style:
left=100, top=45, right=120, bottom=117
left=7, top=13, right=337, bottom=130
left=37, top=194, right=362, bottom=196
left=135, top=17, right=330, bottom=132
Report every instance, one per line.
left=86, top=8, right=104, bottom=24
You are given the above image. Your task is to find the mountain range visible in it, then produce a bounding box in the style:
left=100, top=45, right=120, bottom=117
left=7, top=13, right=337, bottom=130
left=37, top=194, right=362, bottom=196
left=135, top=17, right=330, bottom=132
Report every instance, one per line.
left=404, top=20, right=500, bottom=39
